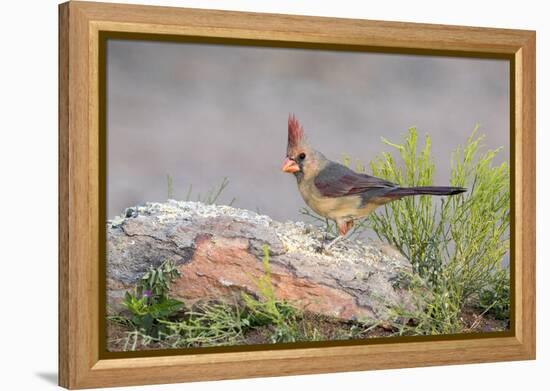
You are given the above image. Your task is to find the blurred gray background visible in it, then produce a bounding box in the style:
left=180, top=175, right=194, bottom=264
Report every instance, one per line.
left=107, top=40, right=509, bottom=221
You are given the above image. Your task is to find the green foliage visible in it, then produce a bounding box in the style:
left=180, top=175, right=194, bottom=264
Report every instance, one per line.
left=388, top=271, right=464, bottom=335
left=478, top=269, right=510, bottom=320
left=137, top=259, right=181, bottom=300
left=365, top=127, right=510, bottom=334
left=368, top=128, right=439, bottom=281
left=241, top=245, right=301, bottom=343
left=122, top=260, right=184, bottom=337
left=205, top=177, right=232, bottom=205
left=186, top=176, right=234, bottom=205
left=160, top=301, right=247, bottom=347
left=165, top=175, right=236, bottom=206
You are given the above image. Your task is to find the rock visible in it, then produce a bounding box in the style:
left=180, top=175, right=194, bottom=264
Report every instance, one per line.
left=107, top=201, right=421, bottom=322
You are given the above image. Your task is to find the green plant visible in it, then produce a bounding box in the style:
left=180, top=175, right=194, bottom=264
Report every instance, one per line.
left=363, top=127, right=509, bottom=334
left=165, top=174, right=236, bottom=206
left=122, top=260, right=184, bottom=337
left=478, top=269, right=510, bottom=320
left=136, top=259, right=181, bottom=300
left=388, top=274, right=464, bottom=335
left=159, top=301, right=247, bottom=348
left=183, top=177, right=236, bottom=206
left=241, top=245, right=301, bottom=343
left=186, top=176, right=233, bottom=205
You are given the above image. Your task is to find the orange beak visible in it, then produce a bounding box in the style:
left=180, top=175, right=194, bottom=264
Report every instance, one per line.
left=281, top=157, right=300, bottom=173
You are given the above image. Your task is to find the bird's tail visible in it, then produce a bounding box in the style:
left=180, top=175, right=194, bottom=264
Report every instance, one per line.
left=388, top=186, right=467, bottom=197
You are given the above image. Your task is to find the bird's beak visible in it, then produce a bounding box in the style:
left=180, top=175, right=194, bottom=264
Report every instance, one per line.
left=281, top=157, right=300, bottom=173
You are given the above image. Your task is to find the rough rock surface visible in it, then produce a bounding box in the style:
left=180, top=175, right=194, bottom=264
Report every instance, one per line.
left=107, top=201, right=420, bottom=322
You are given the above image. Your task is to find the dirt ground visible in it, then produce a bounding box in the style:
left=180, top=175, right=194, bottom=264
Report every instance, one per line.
left=106, top=307, right=509, bottom=352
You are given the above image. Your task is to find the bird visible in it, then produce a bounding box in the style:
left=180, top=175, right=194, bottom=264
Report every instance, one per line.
left=281, top=114, right=466, bottom=249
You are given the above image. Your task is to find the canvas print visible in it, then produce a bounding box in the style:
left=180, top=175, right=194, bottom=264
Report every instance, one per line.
left=105, top=39, right=510, bottom=352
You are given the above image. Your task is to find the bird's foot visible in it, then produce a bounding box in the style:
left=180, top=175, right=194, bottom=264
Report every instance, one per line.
left=315, top=235, right=345, bottom=254
left=324, top=235, right=344, bottom=250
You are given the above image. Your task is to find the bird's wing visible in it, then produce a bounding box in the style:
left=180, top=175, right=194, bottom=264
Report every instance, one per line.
left=314, top=162, right=397, bottom=198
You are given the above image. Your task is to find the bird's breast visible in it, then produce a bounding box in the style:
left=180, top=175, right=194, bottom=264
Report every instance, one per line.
left=298, top=180, right=363, bottom=220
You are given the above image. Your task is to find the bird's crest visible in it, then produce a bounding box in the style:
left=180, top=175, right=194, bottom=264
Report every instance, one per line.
left=287, top=114, right=306, bottom=154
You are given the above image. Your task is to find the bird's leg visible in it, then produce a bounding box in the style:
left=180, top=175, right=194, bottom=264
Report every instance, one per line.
left=323, top=218, right=331, bottom=242
left=324, top=235, right=344, bottom=250
left=325, top=220, right=354, bottom=250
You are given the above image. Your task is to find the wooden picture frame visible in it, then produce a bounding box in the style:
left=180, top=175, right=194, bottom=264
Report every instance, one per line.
left=58, top=1, right=536, bottom=389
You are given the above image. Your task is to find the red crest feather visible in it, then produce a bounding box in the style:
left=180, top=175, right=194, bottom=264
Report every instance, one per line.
left=287, top=114, right=305, bottom=153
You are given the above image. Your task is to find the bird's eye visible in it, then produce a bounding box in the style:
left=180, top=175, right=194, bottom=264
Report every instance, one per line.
left=298, top=153, right=306, bottom=160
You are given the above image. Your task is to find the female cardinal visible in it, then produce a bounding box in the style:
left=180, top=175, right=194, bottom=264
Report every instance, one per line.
left=281, top=114, right=466, bottom=249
